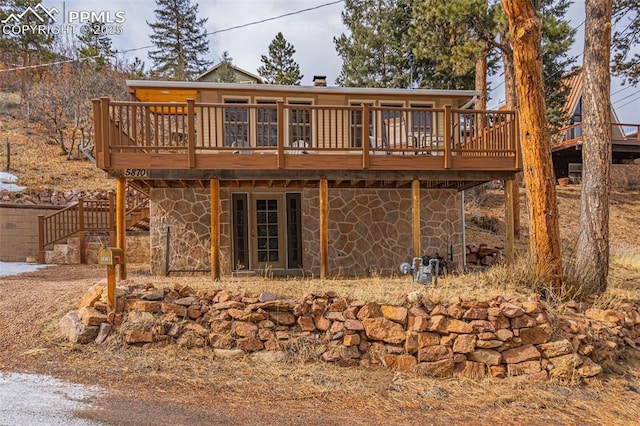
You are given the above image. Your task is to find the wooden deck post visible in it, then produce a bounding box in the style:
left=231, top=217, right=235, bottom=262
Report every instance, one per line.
left=362, top=103, right=370, bottom=169
left=210, top=178, right=220, bottom=280
left=100, top=97, right=110, bottom=169
left=443, top=105, right=452, bottom=169
left=505, top=178, right=515, bottom=265
left=116, top=176, right=127, bottom=280
left=319, top=177, right=329, bottom=279
left=108, top=190, right=116, bottom=246
left=78, top=198, right=86, bottom=264
left=412, top=179, right=421, bottom=258
left=187, top=98, right=196, bottom=168
left=277, top=100, right=285, bottom=169
left=91, top=99, right=102, bottom=168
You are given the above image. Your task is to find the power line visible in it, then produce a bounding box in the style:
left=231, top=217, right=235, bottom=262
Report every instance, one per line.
left=0, top=0, right=345, bottom=73
left=615, top=92, right=640, bottom=110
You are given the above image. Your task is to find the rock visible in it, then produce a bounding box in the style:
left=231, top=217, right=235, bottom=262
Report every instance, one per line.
left=177, top=324, right=207, bottom=348
left=357, top=303, right=381, bottom=320
left=538, top=339, right=574, bottom=358
left=418, top=332, right=441, bottom=348
left=519, top=324, right=553, bottom=345
left=549, top=353, right=584, bottom=379
left=489, top=365, right=507, bottom=379
left=463, top=308, right=488, bottom=320
left=495, top=329, right=514, bottom=342
left=314, top=315, right=331, bottom=331
left=236, top=337, right=264, bottom=352
left=585, top=309, right=625, bottom=325
left=454, top=361, right=486, bottom=380
left=576, top=357, right=603, bottom=377
left=127, top=311, right=155, bottom=324
left=210, top=301, right=244, bottom=311
left=297, top=316, right=316, bottom=331
left=501, top=303, right=525, bottom=318
left=79, top=284, right=104, bottom=309
left=269, top=311, right=296, bottom=325
left=502, top=344, right=541, bottom=364
left=95, top=323, right=112, bottom=344
left=126, top=300, right=162, bottom=313
left=447, top=304, right=464, bottom=319
left=255, top=300, right=292, bottom=311
left=411, top=316, right=429, bottom=332
left=511, top=314, right=537, bottom=329
left=210, top=319, right=232, bottom=333
left=467, top=349, right=502, bottom=366
left=140, top=288, right=165, bottom=301
left=382, top=354, right=417, bottom=372
left=428, top=315, right=473, bottom=334
left=328, top=298, right=349, bottom=312
left=344, top=319, right=364, bottom=331
left=258, top=292, right=277, bottom=302
left=362, top=317, right=407, bottom=344
left=381, top=305, right=408, bottom=324
left=162, top=303, right=187, bottom=317
left=58, top=311, right=99, bottom=344
left=233, top=321, right=258, bottom=338
left=251, top=351, right=286, bottom=363
left=405, top=332, right=419, bottom=354
left=125, top=329, right=154, bottom=344
left=415, top=359, right=455, bottom=378
left=507, top=360, right=541, bottom=376
left=452, top=334, right=476, bottom=354
left=78, top=307, right=107, bottom=326
left=174, top=296, right=199, bottom=306
left=311, top=298, right=327, bottom=315
left=418, top=345, right=453, bottom=362
left=475, top=340, right=503, bottom=349
left=213, top=349, right=245, bottom=359
left=343, top=333, right=361, bottom=347
left=325, top=311, right=345, bottom=321
left=470, top=320, right=495, bottom=333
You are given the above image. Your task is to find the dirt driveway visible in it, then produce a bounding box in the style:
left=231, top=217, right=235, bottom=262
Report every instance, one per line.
left=1, top=264, right=639, bottom=425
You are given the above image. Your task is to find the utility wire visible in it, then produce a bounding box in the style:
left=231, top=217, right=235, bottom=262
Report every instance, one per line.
left=0, top=0, right=344, bottom=73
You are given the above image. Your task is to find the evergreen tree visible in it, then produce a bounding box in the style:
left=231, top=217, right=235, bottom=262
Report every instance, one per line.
left=612, top=0, right=640, bottom=84
left=77, top=21, right=115, bottom=70
left=334, top=0, right=413, bottom=88
left=258, top=32, right=303, bottom=85
left=215, top=51, right=236, bottom=83
left=0, top=0, right=55, bottom=98
left=147, top=0, right=212, bottom=80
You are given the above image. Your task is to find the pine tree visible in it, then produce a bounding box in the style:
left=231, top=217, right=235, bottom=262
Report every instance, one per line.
left=334, top=0, right=413, bottom=88
left=612, top=0, right=640, bottom=84
left=147, top=0, right=212, bottom=80
left=77, top=21, right=115, bottom=70
left=258, top=32, right=303, bottom=85
left=215, top=51, right=236, bottom=83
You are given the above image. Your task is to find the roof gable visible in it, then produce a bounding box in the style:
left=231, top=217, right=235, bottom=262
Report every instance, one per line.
left=196, top=63, right=263, bottom=84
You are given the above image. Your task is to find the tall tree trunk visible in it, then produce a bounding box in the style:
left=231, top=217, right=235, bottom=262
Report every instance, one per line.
left=574, top=0, right=613, bottom=295
left=501, top=0, right=563, bottom=294
left=475, top=52, right=488, bottom=111
left=500, top=30, right=521, bottom=240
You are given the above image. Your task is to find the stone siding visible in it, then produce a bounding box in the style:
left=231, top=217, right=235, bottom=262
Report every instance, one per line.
left=302, top=188, right=462, bottom=277
left=149, top=187, right=461, bottom=277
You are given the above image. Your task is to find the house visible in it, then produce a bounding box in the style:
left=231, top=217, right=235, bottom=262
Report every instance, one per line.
left=92, top=81, right=520, bottom=278
left=552, top=68, right=640, bottom=181
left=196, top=63, right=263, bottom=84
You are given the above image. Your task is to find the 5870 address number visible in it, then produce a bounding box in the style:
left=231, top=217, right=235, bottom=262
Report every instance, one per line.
left=123, top=169, right=148, bottom=178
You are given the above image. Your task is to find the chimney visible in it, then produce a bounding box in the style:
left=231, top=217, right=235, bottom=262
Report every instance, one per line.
left=313, top=75, right=327, bottom=87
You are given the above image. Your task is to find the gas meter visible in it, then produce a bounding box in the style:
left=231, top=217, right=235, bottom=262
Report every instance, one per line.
left=399, top=257, right=440, bottom=286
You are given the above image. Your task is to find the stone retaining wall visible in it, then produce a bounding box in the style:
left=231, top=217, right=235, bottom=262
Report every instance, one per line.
left=61, top=284, right=640, bottom=381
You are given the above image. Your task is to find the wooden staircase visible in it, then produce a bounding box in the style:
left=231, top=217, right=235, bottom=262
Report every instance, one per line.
left=38, top=184, right=150, bottom=263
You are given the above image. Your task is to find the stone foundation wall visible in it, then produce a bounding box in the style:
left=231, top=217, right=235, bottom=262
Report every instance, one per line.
left=302, top=188, right=462, bottom=277
left=149, top=188, right=461, bottom=277
left=63, top=283, right=640, bottom=381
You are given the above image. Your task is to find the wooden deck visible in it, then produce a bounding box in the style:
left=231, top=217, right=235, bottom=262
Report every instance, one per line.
left=554, top=122, right=640, bottom=151
left=92, top=99, right=521, bottom=187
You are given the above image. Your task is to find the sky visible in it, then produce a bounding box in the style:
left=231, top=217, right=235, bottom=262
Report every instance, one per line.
left=21, top=0, right=640, bottom=124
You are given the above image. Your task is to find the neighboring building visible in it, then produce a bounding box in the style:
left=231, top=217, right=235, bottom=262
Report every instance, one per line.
left=196, top=63, right=263, bottom=84
left=93, top=81, right=520, bottom=278
left=552, top=67, right=640, bottom=181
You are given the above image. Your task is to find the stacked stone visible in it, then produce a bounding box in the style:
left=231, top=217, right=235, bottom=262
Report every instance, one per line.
left=61, top=284, right=640, bottom=381
left=466, top=243, right=504, bottom=269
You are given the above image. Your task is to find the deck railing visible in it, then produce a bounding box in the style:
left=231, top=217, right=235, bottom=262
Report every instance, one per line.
left=93, top=98, right=520, bottom=172
left=557, top=122, right=640, bottom=147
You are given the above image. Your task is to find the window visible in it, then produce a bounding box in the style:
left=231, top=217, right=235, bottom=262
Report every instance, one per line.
left=256, top=100, right=277, bottom=147
left=349, top=102, right=373, bottom=148
left=223, top=99, right=249, bottom=147
left=410, top=104, right=433, bottom=136
left=288, top=101, right=311, bottom=144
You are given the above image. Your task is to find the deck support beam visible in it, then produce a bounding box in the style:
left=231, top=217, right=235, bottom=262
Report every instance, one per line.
left=412, top=179, right=421, bottom=258
left=319, top=177, right=329, bottom=279
left=210, top=178, right=220, bottom=280
left=116, top=176, right=127, bottom=280
left=505, top=178, right=515, bottom=265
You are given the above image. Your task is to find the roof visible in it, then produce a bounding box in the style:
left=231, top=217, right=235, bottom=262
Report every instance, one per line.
left=561, top=67, right=583, bottom=120
left=196, top=63, right=263, bottom=84
left=126, top=79, right=481, bottom=100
